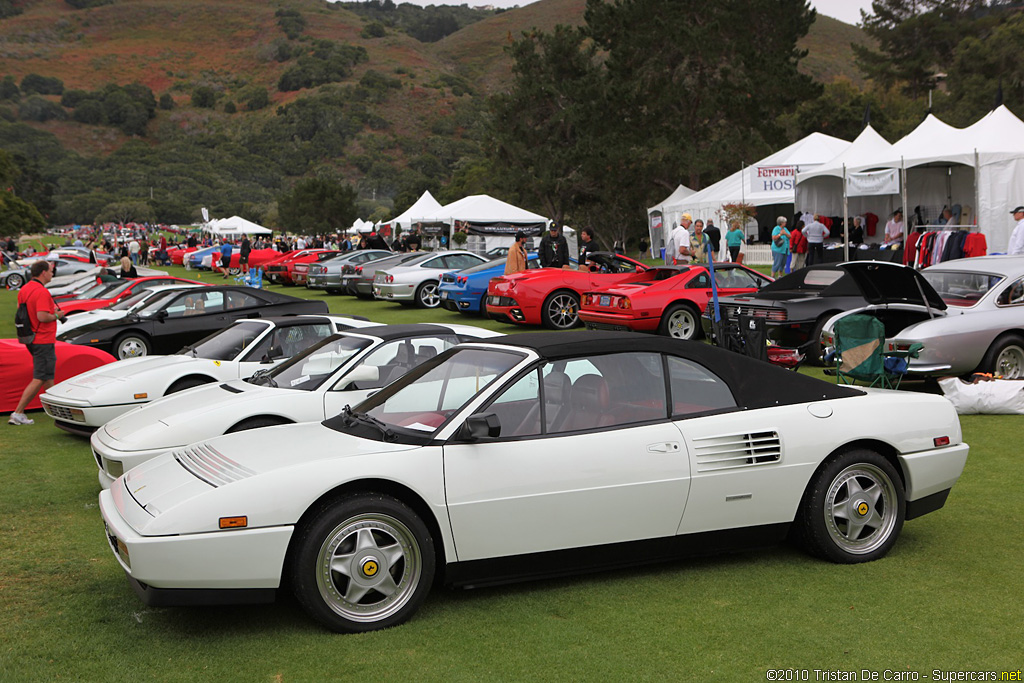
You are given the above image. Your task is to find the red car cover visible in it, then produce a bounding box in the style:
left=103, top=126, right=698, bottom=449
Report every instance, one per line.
left=0, top=340, right=116, bottom=412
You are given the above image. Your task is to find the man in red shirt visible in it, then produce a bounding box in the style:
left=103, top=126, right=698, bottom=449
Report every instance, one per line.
left=10, top=261, right=63, bottom=426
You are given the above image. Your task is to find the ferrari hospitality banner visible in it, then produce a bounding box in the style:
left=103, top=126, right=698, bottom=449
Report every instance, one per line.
left=749, top=165, right=804, bottom=193
left=846, top=169, right=900, bottom=197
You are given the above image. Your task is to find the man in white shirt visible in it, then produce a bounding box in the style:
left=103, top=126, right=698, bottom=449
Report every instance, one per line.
left=296, top=236, right=307, bottom=250
left=803, top=216, right=830, bottom=266
left=668, top=214, right=693, bottom=265
left=1008, top=206, right=1024, bottom=255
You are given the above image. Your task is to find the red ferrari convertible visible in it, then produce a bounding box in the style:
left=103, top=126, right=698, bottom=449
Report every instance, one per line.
left=265, top=249, right=341, bottom=285
left=59, top=275, right=204, bottom=314
left=579, top=264, right=772, bottom=340
left=486, top=252, right=647, bottom=329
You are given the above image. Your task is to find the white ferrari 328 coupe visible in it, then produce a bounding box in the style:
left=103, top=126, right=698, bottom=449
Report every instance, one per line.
left=98, top=331, right=969, bottom=633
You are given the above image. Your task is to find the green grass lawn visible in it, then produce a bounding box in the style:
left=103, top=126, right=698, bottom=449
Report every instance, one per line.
left=0, top=264, right=1020, bottom=680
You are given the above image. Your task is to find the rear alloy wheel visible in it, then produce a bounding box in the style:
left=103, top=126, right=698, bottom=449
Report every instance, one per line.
left=542, top=290, right=580, bottom=330
left=794, top=449, right=904, bottom=563
left=5, top=272, right=24, bottom=289
left=290, top=494, right=435, bottom=633
left=227, top=267, right=241, bottom=276
left=114, top=333, right=151, bottom=360
left=166, top=377, right=212, bottom=395
left=981, top=334, right=1024, bottom=379
left=226, top=416, right=293, bottom=433
left=659, top=303, right=700, bottom=340
left=416, top=281, right=441, bottom=309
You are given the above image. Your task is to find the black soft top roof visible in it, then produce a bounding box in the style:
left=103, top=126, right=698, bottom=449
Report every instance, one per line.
left=484, top=331, right=860, bottom=409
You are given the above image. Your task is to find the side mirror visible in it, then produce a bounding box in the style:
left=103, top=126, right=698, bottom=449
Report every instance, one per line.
left=337, top=364, right=379, bottom=390
left=459, top=412, right=501, bottom=441
left=155, top=309, right=168, bottom=321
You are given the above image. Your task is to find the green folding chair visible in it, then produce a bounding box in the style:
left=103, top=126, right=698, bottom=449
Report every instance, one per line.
left=832, top=314, right=921, bottom=390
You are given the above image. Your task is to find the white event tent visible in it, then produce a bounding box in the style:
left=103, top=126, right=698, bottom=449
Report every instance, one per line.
left=662, top=132, right=850, bottom=246
left=204, top=216, right=273, bottom=237
left=647, top=184, right=695, bottom=252
left=796, top=106, right=1024, bottom=252
left=415, top=194, right=553, bottom=254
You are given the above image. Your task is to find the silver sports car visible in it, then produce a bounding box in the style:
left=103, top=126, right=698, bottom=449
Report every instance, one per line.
left=821, top=255, right=1024, bottom=378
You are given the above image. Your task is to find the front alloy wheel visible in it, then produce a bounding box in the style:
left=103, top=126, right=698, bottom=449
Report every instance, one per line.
left=291, top=494, right=435, bottom=632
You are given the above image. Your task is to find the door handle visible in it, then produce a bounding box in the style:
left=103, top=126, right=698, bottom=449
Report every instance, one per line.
left=647, top=442, right=680, bottom=453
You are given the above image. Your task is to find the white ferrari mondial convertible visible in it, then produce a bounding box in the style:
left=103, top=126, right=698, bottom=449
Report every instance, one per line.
left=99, top=331, right=969, bottom=633
left=90, top=323, right=502, bottom=488
left=41, top=314, right=377, bottom=434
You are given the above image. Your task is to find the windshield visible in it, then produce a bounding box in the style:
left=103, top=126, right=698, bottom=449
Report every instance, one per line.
left=76, top=282, right=120, bottom=299
left=354, top=347, right=525, bottom=435
left=177, top=321, right=270, bottom=360
left=458, top=259, right=502, bottom=275
left=109, top=289, right=153, bottom=311
left=922, top=270, right=1003, bottom=308
left=260, top=334, right=373, bottom=391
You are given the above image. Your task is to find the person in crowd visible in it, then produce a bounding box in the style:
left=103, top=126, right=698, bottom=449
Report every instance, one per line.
left=139, top=236, right=149, bottom=266
left=940, top=207, right=955, bottom=227
left=849, top=217, right=865, bottom=245
left=296, top=235, right=307, bottom=250
left=539, top=224, right=570, bottom=268
left=357, top=235, right=368, bottom=250
left=1008, top=206, right=1024, bottom=255
left=771, top=216, right=791, bottom=279
left=884, top=210, right=904, bottom=245
left=612, top=239, right=624, bottom=255
left=97, top=266, right=120, bottom=284
left=128, top=237, right=140, bottom=265
left=669, top=214, right=693, bottom=265
left=119, top=255, right=138, bottom=279
left=220, top=240, right=233, bottom=278
left=638, top=236, right=649, bottom=259
left=789, top=220, right=807, bottom=271
left=726, top=221, right=745, bottom=263
left=505, top=231, right=529, bottom=275
left=406, top=227, right=422, bottom=252
left=803, top=215, right=830, bottom=266
left=239, top=234, right=251, bottom=273
left=10, top=261, right=63, bottom=426
left=578, top=227, right=598, bottom=269
left=690, top=219, right=709, bottom=264
left=366, top=231, right=390, bottom=250
left=704, top=220, right=722, bottom=262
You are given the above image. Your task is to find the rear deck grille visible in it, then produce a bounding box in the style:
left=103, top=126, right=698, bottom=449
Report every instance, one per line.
left=720, top=304, right=788, bottom=322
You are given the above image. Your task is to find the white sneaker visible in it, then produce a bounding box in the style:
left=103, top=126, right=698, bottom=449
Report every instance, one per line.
left=8, top=412, right=34, bottom=425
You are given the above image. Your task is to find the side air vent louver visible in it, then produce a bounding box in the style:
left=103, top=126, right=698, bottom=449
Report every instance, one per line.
left=692, top=431, right=781, bottom=472
left=174, top=443, right=256, bottom=487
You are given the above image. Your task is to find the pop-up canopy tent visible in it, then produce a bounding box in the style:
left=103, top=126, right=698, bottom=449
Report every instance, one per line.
left=663, top=132, right=850, bottom=244
left=413, top=194, right=552, bottom=255
left=346, top=218, right=374, bottom=236
left=204, top=216, right=273, bottom=237
left=379, top=191, right=444, bottom=237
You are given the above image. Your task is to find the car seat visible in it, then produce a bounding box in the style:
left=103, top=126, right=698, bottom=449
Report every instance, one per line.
left=560, top=374, right=616, bottom=432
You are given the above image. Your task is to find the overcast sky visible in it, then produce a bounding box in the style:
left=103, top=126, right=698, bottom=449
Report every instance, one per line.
left=396, top=0, right=875, bottom=26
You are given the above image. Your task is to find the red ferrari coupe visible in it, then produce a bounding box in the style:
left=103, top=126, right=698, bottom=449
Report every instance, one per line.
left=486, top=252, right=648, bottom=329
left=579, top=264, right=772, bottom=340
left=59, top=275, right=204, bottom=314
left=265, top=249, right=341, bottom=285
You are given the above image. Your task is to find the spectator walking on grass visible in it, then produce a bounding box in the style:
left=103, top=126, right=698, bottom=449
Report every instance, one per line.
left=771, top=217, right=790, bottom=279
left=10, top=261, right=62, bottom=426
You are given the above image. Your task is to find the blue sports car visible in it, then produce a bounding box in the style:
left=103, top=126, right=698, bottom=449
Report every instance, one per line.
left=439, top=253, right=577, bottom=314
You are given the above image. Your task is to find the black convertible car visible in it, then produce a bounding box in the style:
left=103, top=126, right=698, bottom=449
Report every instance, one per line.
left=702, top=262, right=943, bottom=361
left=58, top=285, right=329, bottom=359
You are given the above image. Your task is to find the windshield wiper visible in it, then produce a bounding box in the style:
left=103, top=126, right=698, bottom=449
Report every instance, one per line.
left=248, top=368, right=278, bottom=387
left=339, top=405, right=396, bottom=442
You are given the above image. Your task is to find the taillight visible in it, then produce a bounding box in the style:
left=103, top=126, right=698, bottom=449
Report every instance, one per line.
left=933, top=436, right=950, bottom=447
left=354, top=266, right=362, bottom=274
left=387, top=275, right=394, bottom=283
left=618, top=297, right=631, bottom=310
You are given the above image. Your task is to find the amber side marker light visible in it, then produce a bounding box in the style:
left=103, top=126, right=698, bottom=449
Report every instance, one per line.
left=933, top=436, right=951, bottom=447
left=134, top=393, right=147, bottom=400
left=219, top=516, right=248, bottom=529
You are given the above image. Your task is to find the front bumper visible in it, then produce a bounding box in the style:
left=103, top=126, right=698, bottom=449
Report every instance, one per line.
left=91, top=427, right=178, bottom=490
left=41, top=394, right=141, bottom=429
left=99, top=488, right=293, bottom=594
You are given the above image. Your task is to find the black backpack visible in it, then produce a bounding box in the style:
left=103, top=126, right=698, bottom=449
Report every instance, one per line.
left=15, top=301, right=34, bottom=344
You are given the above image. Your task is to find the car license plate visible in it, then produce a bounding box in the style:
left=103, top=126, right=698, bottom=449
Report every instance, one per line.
left=441, top=291, right=449, bottom=300
left=373, top=287, right=381, bottom=296
left=488, top=296, right=500, bottom=305
left=600, top=295, right=611, bottom=306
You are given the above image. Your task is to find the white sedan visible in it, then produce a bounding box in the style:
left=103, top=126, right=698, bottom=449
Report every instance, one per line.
left=41, top=314, right=377, bottom=434
left=90, top=323, right=500, bottom=488
left=373, top=250, right=487, bottom=308
left=99, top=331, right=968, bottom=633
